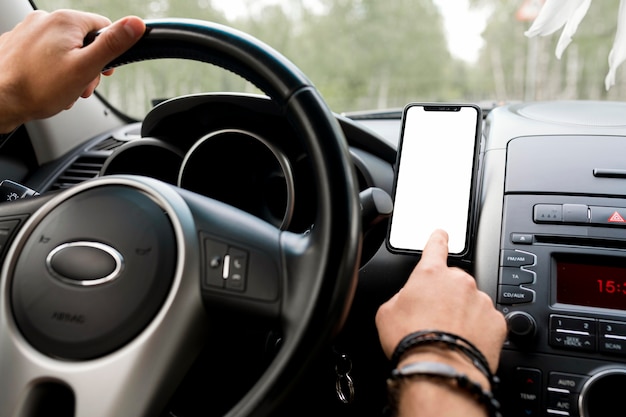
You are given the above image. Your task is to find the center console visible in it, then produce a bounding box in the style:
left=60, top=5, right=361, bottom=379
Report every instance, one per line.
left=475, top=102, right=626, bottom=417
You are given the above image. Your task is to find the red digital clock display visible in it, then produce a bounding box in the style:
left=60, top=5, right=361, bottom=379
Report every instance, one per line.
left=556, top=257, right=626, bottom=311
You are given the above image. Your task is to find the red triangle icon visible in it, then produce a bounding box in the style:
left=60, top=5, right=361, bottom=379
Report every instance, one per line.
left=608, top=211, right=626, bottom=223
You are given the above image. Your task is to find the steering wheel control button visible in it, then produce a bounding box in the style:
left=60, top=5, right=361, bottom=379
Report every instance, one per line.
left=46, top=242, right=123, bottom=286
left=500, top=267, right=535, bottom=285
left=501, top=250, right=536, bottom=268
left=204, top=239, right=228, bottom=288
left=498, top=285, right=535, bottom=305
left=226, top=248, right=248, bottom=291
left=202, top=238, right=249, bottom=291
left=11, top=185, right=176, bottom=360
left=533, top=204, right=563, bottom=223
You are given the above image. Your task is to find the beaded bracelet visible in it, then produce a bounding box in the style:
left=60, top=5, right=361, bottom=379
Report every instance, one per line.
left=388, top=361, right=502, bottom=417
left=390, top=330, right=499, bottom=389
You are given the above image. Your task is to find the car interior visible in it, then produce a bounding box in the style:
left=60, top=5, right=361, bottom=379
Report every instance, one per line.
left=2, top=1, right=626, bottom=417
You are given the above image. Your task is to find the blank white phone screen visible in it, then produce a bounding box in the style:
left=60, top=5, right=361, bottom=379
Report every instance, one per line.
left=388, top=105, right=478, bottom=254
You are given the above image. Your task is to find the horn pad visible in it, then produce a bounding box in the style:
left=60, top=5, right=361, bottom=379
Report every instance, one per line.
left=11, top=185, right=176, bottom=360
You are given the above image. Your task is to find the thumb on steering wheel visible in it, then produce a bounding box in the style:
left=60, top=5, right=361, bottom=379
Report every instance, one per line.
left=83, top=16, right=146, bottom=74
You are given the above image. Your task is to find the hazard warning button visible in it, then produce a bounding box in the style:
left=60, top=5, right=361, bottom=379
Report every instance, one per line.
left=589, top=206, right=626, bottom=227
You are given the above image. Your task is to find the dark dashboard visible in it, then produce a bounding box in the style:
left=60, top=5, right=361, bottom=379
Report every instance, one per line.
left=6, top=96, right=626, bottom=417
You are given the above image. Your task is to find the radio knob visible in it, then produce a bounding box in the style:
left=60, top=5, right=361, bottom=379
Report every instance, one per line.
left=505, top=311, right=537, bottom=343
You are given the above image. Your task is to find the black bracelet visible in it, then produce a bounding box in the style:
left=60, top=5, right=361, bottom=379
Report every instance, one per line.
left=388, top=361, right=501, bottom=417
left=390, top=330, right=499, bottom=389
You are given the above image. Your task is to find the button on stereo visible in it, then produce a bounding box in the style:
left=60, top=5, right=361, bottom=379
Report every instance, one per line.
left=599, top=320, right=626, bottom=354
left=500, top=267, right=534, bottom=285
left=502, top=250, right=536, bottom=267
left=534, top=203, right=626, bottom=227
left=550, top=315, right=596, bottom=352
left=498, top=250, right=536, bottom=305
left=545, top=372, right=587, bottom=416
left=499, top=285, right=535, bottom=304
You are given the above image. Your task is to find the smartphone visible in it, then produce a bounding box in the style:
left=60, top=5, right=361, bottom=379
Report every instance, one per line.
left=387, top=103, right=481, bottom=258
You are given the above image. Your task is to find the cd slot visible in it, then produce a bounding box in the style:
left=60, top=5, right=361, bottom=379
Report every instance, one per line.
left=534, top=234, right=626, bottom=250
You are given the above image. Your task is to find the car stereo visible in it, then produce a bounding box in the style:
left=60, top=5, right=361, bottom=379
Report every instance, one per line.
left=492, top=135, right=626, bottom=417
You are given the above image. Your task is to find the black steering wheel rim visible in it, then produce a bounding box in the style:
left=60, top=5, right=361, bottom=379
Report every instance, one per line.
left=106, top=19, right=311, bottom=105
left=0, top=18, right=361, bottom=417
left=112, top=18, right=363, bottom=416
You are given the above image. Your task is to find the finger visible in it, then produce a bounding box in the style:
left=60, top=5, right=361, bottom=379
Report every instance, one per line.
left=418, top=229, right=449, bottom=267
left=80, top=76, right=101, bottom=98
left=81, top=16, right=145, bottom=70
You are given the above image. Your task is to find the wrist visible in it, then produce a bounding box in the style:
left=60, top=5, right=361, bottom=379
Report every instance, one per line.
left=0, top=71, right=27, bottom=133
left=385, top=330, right=502, bottom=417
left=390, top=330, right=498, bottom=390
left=397, top=378, right=487, bottom=417
left=389, top=362, right=498, bottom=417
left=398, top=348, right=491, bottom=391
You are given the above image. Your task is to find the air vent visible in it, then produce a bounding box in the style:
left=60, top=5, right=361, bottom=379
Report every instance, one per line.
left=50, top=155, right=107, bottom=190
left=89, top=136, right=125, bottom=152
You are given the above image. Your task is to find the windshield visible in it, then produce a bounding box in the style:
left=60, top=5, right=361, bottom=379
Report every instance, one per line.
left=35, top=0, right=626, bottom=118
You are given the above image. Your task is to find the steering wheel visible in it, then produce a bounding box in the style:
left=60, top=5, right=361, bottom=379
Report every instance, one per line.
left=0, top=19, right=361, bottom=417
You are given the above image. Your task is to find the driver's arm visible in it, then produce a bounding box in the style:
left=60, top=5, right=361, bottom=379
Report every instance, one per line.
left=0, top=9, right=145, bottom=133
left=376, top=229, right=507, bottom=417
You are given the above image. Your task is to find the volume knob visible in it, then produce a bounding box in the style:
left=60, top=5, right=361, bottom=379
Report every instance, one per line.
left=505, top=311, right=537, bottom=342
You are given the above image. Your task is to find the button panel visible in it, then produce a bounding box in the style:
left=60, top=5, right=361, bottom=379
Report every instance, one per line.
left=498, top=250, right=536, bottom=305
left=546, top=372, right=588, bottom=417
left=203, top=237, right=249, bottom=292
left=533, top=203, right=626, bottom=227
left=499, top=195, right=626, bottom=417
left=513, top=367, right=542, bottom=416
left=546, top=315, right=626, bottom=359
left=550, top=315, right=596, bottom=352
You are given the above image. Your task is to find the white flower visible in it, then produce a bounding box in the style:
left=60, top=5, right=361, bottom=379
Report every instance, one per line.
left=525, top=0, right=626, bottom=90
left=605, top=0, right=626, bottom=90
left=524, top=0, right=592, bottom=59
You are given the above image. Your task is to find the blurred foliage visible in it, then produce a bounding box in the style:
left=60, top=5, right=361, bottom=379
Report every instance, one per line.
left=34, top=0, right=626, bottom=117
